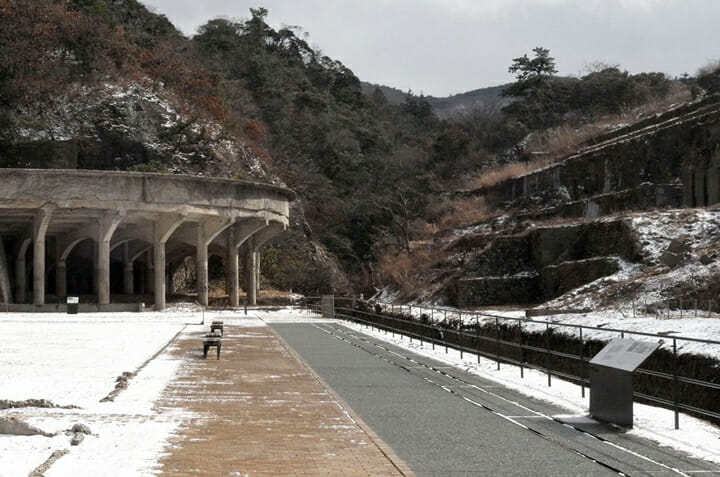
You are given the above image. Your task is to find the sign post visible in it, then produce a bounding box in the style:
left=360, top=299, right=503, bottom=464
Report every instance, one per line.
left=321, top=295, right=335, bottom=319
left=589, top=338, right=659, bottom=428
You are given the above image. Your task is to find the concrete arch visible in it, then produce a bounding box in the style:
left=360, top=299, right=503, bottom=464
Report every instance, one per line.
left=0, top=170, right=293, bottom=310
left=60, top=237, right=90, bottom=262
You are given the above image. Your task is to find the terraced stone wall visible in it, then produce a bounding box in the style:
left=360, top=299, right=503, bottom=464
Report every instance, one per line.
left=477, top=96, right=720, bottom=217
left=455, top=220, right=637, bottom=306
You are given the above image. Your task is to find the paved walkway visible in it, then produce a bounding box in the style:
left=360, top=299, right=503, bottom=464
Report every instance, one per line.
left=272, top=322, right=720, bottom=477
left=155, top=325, right=413, bottom=476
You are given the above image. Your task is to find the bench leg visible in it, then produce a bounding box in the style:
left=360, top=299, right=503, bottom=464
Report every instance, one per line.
left=216, top=344, right=221, bottom=360
left=203, top=344, right=209, bottom=359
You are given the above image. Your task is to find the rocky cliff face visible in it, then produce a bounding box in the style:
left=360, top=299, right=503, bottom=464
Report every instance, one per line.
left=0, top=81, right=272, bottom=180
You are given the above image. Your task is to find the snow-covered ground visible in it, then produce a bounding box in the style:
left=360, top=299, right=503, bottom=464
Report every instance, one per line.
left=0, top=308, right=336, bottom=476
left=0, top=311, right=190, bottom=477
left=1, top=307, right=719, bottom=476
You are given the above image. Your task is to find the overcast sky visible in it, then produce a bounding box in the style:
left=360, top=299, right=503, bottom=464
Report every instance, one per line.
left=140, top=0, right=720, bottom=97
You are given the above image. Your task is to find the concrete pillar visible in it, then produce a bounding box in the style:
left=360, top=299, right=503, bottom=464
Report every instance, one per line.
left=241, top=222, right=285, bottom=306
left=196, top=223, right=209, bottom=307
left=97, top=214, right=123, bottom=306
left=708, top=167, right=720, bottom=206
left=137, top=262, right=146, bottom=295
left=682, top=167, right=694, bottom=207
left=194, top=217, right=231, bottom=307
left=56, top=260, right=67, bottom=299
left=92, top=241, right=98, bottom=296
left=152, top=214, right=185, bottom=310
left=97, top=239, right=110, bottom=305
left=15, top=256, right=26, bottom=304
left=154, top=242, right=165, bottom=310
left=33, top=206, right=53, bottom=306
left=227, top=228, right=239, bottom=307
left=123, top=263, right=133, bottom=294
left=244, top=237, right=257, bottom=306
left=33, top=240, right=45, bottom=305
left=255, top=251, right=261, bottom=294
left=123, top=243, right=133, bottom=295
left=0, top=236, right=12, bottom=304
left=144, top=250, right=154, bottom=295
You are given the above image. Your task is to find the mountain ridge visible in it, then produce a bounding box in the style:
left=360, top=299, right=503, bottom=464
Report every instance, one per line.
left=360, top=82, right=511, bottom=118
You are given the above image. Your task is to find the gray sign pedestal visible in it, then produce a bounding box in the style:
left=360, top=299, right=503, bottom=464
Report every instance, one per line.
left=589, top=338, right=659, bottom=428
left=321, top=295, right=335, bottom=319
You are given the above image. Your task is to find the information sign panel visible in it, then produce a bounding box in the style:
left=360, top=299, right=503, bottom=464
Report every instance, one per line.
left=589, top=338, right=659, bottom=372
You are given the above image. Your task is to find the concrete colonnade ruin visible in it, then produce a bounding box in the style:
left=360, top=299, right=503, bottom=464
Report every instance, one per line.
left=0, top=169, right=294, bottom=310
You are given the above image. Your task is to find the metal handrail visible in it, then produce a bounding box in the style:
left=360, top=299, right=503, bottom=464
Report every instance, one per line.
left=305, top=296, right=720, bottom=429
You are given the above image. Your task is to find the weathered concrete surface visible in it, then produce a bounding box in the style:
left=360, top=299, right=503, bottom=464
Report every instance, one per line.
left=466, top=220, right=638, bottom=277
left=458, top=274, right=539, bottom=307
left=0, top=168, right=294, bottom=215
left=458, top=257, right=621, bottom=307
left=0, top=169, right=294, bottom=309
left=454, top=219, right=636, bottom=307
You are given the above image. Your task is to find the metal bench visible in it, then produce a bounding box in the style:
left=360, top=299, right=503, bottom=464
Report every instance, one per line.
left=210, top=320, right=224, bottom=336
left=203, top=332, right=222, bottom=359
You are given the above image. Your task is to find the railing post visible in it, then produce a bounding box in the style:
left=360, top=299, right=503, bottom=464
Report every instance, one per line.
left=546, top=322, right=552, bottom=387
left=580, top=326, right=585, bottom=398
left=476, top=316, right=480, bottom=364
left=518, top=318, right=524, bottom=379
left=673, top=338, right=679, bottom=430
left=495, top=316, right=500, bottom=371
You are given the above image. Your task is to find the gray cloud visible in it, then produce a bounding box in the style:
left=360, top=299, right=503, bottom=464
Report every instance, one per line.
left=141, top=0, right=720, bottom=96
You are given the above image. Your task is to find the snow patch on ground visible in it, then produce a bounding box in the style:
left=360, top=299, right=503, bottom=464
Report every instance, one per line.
left=0, top=312, right=190, bottom=477
left=539, top=208, right=720, bottom=312
left=0, top=308, right=332, bottom=476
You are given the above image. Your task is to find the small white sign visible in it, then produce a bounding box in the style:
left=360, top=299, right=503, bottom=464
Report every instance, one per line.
left=67, top=297, right=79, bottom=304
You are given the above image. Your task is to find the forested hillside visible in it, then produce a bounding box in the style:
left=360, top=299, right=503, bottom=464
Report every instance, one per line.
left=2, top=0, right=717, bottom=298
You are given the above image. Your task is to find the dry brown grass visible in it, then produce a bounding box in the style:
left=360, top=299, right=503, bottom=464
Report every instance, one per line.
left=631, top=87, right=693, bottom=117
left=467, top=160, right=553, bottom=190
left=376, top=248, right=445, bottom=296
left=426, top=195, right=492, bottom=229
left=467, top=86, right=694, bottom=191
